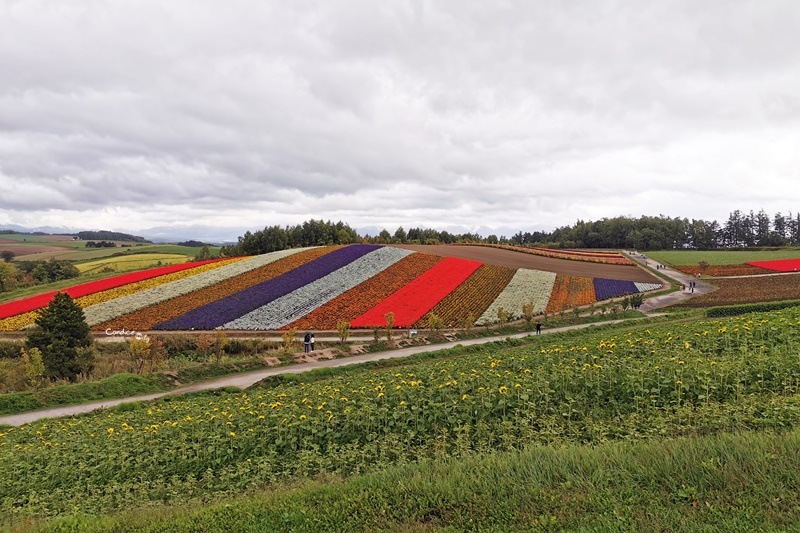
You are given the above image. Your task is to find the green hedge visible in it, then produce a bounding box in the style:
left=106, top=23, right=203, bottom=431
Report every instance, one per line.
left=706, top=299, right=800, bottom=318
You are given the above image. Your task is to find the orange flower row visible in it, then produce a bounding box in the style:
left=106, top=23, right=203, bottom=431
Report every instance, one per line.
left=545, top=274, right=596, bottom=314
left=287, top=252, right=442, bottom=331
left=413, top=264, right=516, bottom=328
left=96, top=247, right=341, bottom=331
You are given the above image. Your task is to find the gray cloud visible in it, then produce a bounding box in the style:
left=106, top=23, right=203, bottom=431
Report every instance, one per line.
left=2, top=0, right=799, bottom=240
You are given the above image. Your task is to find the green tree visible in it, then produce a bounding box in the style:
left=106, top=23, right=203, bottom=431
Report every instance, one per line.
left=195, top=244, right=212, bottom=261
left=521, top=302, right=536, bottom=329
left=497, top=307, right=509, bottom=326
left=26, top=292, right=93, bottom=381
left=337, top=321, right=351, bottom=345
left=22, top=347, right=46, bottom=390
left=427, top=313, right=443, bottom=332
left=1, top=250, right=15, bottom=262
left=0, top=261, right=22, bottom=292
left=384, top=312, right=395, bottom=341
left=393, top=227, right=407, bottom=244
left=282, top=328, right=297, bottom=355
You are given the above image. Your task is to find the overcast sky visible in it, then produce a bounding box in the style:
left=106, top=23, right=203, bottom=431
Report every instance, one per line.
left=2, top=0, right=799, bottom=241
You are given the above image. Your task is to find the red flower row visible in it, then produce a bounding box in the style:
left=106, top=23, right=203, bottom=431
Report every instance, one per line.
left=0, top=259, right=225, bottom=320
left=746, top=258, right=800, bottom=273
left=350, top=257, right=482, bottom=328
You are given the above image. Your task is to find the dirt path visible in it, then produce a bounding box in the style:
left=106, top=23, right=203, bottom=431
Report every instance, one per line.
left=623, top=251, right=714, bottom=312
left=0, top=320, right=634, bottom=427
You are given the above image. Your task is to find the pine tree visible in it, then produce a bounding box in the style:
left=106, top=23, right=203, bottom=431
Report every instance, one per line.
left=26, top=292, right=93, bottom=381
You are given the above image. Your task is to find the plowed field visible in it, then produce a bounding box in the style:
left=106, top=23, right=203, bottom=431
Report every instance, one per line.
left=392, top=245, right=658, bottom=282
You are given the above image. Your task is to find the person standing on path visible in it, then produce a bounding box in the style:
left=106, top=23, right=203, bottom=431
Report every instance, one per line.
left=310, top=333, right=315, bottom=351
left=304, top=332, right=311, bottom=353
left=535, top=321, right=542, bottom=335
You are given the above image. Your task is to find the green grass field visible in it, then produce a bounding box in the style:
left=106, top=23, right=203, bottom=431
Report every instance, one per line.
left=76, top=253, right=189, bottom=273
left=16, top=244, right=218, bottom=263
left=647, top=248, right=800, bottom=266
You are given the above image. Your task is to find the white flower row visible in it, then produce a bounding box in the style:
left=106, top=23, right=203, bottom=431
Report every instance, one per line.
left=224, top=247, right=414, bottom=330
left=83, top=248, right=311, bottom=326
left=634, top=282, right=663, bottom=292
left=477, top=268, right=557, bottom=326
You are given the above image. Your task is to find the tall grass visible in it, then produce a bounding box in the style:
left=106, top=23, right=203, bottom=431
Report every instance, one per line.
left=28, top=427, right=800, bottom=532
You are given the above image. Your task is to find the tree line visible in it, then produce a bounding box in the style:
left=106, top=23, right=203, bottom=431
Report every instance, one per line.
left=222, top=211, right=800, bottom=256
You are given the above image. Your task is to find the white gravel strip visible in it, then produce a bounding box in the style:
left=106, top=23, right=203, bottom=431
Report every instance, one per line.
left=224, top=247, right=414, bottom=330
left=83, top=248, right=312, bottom=326
left=634, top=282, right=664, bottom=292
left=477, top=268, right=557, bottom=325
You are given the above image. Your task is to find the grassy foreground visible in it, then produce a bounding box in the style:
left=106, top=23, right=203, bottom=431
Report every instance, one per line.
left=24, top=427, right=800, bottom=532
left=4, top=307, right=800, bottom=530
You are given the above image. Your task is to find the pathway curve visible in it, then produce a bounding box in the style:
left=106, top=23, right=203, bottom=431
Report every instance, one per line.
left=0, top=319, right=632, bottom=427
left=622, top=251, right=714, bottom=312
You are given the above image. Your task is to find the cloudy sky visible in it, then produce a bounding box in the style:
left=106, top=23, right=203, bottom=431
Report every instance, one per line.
left=2, top=0, right=799, bottom=241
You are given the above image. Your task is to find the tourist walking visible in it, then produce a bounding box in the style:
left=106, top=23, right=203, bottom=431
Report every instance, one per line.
left=535, top=321, right=542, bottom=335
left=303, top=332, right=311, bottom=353
left=310, top=333, right=315, bottom=351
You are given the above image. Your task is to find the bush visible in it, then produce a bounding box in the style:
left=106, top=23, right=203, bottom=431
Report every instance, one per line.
left=0, top=342, right=22, bottom=360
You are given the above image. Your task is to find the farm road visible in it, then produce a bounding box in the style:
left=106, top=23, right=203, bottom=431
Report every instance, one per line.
left=0, top=319, right=634, bottom=427
left=624, top=251, right=714, bottom=312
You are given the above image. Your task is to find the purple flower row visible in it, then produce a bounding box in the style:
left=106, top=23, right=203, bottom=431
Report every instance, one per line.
left=154, top=245, right=380, bottom=330
left=593, top=278, right=639, bottom=301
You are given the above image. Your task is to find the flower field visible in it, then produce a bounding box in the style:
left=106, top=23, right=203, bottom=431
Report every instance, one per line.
left=673, top=264, right=769, bottom=277
left=3, top=306, right=800, bottom=518
left=415, top=264, right=516, bottom=328
left=746, top=258, right=800, bottom=272
left=0, top=245, right=663, bottom=332
left=545, top=274, right=596, bottom=314
left=464, top=243, right=636, bottom=265
left=288, top=253, right=443, bottom=331
left=671, top=273, right=800, bottom=308
left=350, top=257, right=483, bottom=328
left=476, top=268, right=557, bottom=325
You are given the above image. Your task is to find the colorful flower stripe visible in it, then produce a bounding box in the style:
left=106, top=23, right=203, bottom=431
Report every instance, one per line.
left=0, top=311, right=38, bottom=332
left=673, top=264, right=768, bottom=277
left=476, top=268, right=557, bottom=326
left=634, top=282, right=663, bottom=292
left=156, top=244, right=381, bottom=330
left=351, top=257, right=482, bottom=328
left=545, top=274, right=596, bottom=314
left=745, top=258, right=800, bottom=273
left=224, top=247, right=414, bottom=330
left=415, top=264, right=516, bottom=328
left=95, top=247, right=334, bottom=331
left=88, top=249, right=321, bottom=329
left=461, top=243, right=635, bottom=265
left=1, top=258, right=244, bottom=330
left=593, top=278, right=638, bottom=301
left=79, top=258, right=245, bottom=323
left=0, top=259, right=227, bottom=320
left=287, top=252, right=443, bottom=331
